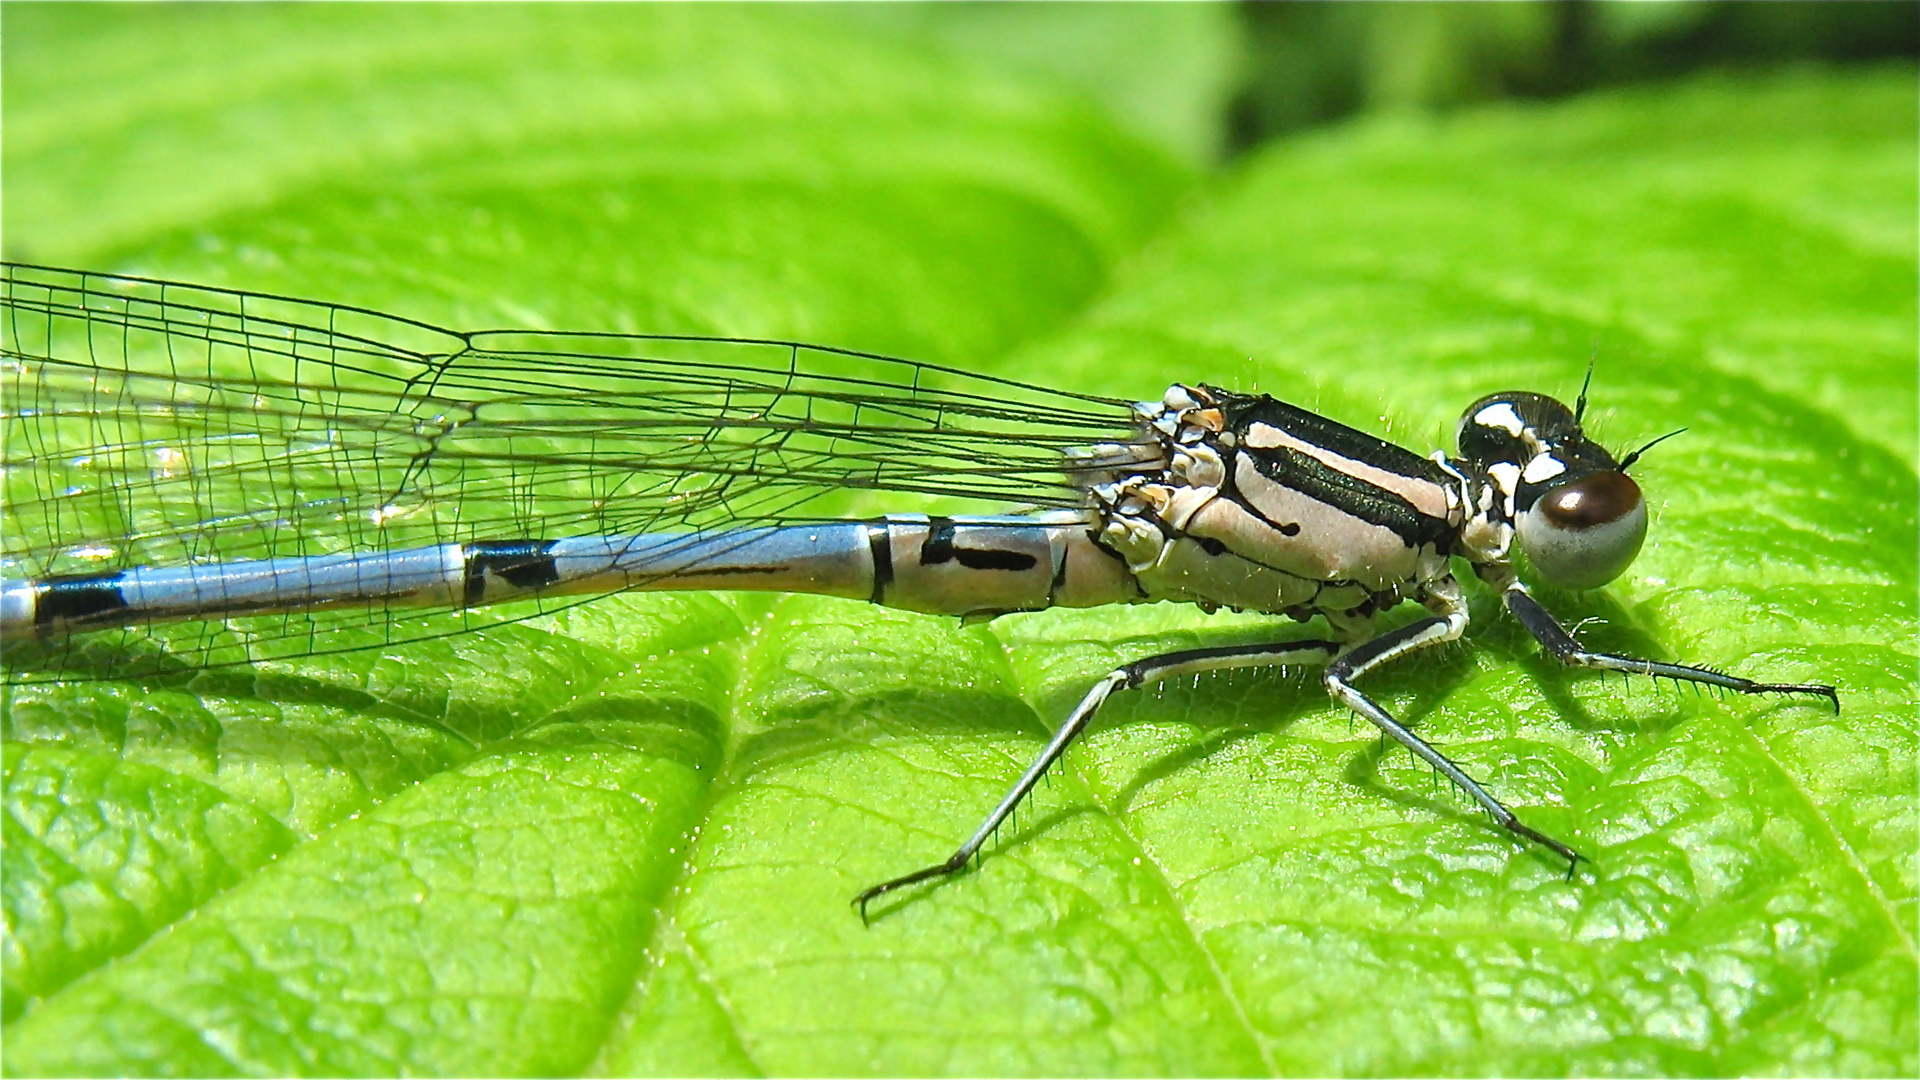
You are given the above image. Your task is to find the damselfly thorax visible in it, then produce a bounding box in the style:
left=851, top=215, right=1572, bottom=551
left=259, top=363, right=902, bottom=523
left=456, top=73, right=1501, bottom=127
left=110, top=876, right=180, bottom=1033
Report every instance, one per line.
left=0, top=263, right=1838, bottom=920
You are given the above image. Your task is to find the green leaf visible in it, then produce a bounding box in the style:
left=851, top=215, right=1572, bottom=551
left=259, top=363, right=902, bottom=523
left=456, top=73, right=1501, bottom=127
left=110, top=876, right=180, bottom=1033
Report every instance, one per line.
left=4, top=6, right=1913, bottom=1076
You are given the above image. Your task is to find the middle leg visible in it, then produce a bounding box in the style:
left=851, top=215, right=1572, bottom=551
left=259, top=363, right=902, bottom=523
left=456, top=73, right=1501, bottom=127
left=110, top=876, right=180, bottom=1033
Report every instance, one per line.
left=1324, top=603, right=1583, bottom=870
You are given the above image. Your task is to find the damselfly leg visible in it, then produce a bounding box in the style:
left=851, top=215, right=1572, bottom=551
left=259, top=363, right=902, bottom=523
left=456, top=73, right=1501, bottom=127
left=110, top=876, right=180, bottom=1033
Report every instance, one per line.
left=856, top=579, right=1839, bottom=919
left=1503, top=586, right=1840, bottom=708
left=854, top=637, right=1343, bottom=922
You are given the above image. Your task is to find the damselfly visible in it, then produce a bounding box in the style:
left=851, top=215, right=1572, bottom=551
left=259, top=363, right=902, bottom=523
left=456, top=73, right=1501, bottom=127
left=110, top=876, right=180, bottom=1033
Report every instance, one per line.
left=0, top=264, right=1838, bottom=918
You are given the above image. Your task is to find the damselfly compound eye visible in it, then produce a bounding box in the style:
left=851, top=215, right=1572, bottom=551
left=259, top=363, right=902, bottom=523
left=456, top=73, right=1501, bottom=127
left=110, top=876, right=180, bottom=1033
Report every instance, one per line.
left=1516, top=471, right=1647, bottom=589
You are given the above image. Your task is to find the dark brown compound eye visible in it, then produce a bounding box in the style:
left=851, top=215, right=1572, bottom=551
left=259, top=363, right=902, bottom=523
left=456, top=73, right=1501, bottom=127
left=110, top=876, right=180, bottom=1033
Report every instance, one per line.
left=1536, top=471, right=1642, bottom=530
left=1517, top=471, right=1648, bottom=590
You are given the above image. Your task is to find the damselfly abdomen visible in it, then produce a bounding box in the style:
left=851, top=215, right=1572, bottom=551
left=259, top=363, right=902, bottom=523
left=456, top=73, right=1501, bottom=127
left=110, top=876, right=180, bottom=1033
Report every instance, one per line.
left=0, top=264, right=1838, bottom=918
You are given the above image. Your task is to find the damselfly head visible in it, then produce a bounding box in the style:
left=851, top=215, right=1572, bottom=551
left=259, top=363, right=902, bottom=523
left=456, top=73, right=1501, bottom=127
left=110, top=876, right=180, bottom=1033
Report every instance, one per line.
left=1456, top=391, right=1647, bottom=590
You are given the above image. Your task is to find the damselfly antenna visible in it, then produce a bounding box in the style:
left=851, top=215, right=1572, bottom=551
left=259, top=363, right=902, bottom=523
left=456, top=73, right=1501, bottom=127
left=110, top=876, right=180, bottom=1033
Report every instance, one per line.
left=1574, top=352, right=1597, bottom=423
left=1619, top=428, right=1687, bottom=473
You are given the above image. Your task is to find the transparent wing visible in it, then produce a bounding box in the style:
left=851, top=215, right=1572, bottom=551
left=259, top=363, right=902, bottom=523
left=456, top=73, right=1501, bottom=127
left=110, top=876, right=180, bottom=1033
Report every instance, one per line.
left=1, top=263, right=1148, bottom=681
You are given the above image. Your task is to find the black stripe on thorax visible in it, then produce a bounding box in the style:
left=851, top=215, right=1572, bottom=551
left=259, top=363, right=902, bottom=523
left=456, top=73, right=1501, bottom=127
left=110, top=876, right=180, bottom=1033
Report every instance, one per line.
left=34, top=571, right=131, bottom=627
left=464, top=540, right=561, bottom=606
left=1230, top=442, right=1453, bottom=549
left=1212, top=390, right=1446, bottom=482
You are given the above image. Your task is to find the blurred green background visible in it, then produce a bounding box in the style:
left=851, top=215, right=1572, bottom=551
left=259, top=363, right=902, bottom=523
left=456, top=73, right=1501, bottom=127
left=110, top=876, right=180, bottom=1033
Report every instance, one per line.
left=840, top=2, right=1920, bottom=164
left=1230, top=1, right=1917, bottom=146
left=9, top=2, right=1917, bottom=259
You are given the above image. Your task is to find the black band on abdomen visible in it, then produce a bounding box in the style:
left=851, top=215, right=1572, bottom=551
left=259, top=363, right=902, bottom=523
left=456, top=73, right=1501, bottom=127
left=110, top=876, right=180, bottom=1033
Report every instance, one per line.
left=463, top=540, right=561, bottom=606
left=34, top=571, right=131, bottom=628
left=865, top=521, right=894, bottom=605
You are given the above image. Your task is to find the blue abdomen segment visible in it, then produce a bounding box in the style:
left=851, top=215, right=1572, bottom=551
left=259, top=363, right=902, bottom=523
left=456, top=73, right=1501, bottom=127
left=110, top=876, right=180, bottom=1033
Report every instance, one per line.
left=1, top=516, right=1140, bottom=635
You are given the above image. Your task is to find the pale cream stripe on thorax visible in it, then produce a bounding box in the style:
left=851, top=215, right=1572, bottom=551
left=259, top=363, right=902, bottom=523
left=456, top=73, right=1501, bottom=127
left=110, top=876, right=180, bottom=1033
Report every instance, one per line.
left=1240, top=420, right=1454, bottom=521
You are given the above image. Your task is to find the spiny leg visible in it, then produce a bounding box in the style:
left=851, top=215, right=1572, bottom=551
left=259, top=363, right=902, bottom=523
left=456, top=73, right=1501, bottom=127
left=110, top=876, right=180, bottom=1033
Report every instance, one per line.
left=1503, top=587, right=1839, bottom=710
left=1323, top=608, right=1585, bottom=872
left=853, top=638, right=1340, bottom=922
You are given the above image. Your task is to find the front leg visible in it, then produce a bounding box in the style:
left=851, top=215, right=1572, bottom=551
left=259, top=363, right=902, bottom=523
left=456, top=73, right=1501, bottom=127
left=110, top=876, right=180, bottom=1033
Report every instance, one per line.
left=1503, top=586, right=1839, bottom=710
